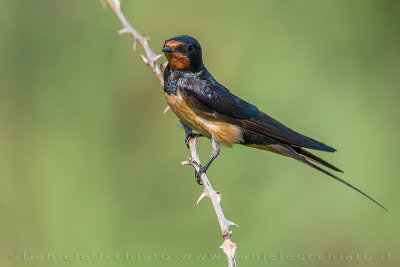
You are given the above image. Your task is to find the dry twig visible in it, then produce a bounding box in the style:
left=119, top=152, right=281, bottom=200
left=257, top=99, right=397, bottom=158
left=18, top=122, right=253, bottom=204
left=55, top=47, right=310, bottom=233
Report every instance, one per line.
left=105, top=0, right=164, bottom=86
left=104, top=1, right=238, bottom=266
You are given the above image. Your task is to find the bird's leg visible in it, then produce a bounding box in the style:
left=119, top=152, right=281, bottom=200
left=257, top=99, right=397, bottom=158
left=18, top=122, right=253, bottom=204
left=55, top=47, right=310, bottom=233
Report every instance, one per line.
left=195, top=136, right=220, bottom=185
left=182, top=121, right=202, bottom=148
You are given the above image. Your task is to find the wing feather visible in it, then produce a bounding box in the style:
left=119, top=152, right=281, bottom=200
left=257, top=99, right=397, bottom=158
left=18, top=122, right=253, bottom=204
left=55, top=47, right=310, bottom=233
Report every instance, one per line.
left=177, top=76, right=335, bottom=152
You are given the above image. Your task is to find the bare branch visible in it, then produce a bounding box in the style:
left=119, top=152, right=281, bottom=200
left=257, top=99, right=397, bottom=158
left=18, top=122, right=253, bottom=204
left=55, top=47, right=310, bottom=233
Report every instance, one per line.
left=104, top=1, right=238, bottom=266
left=105, top=0, right=164, bottom=87
left=181, top=137, right=238, bottom=266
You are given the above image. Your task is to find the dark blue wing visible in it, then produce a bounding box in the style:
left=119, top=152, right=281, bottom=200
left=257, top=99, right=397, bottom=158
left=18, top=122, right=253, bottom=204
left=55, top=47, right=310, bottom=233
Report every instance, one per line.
left=177, top=76, right=336, bottom=152
left=177, top=76, right=259, bottom=119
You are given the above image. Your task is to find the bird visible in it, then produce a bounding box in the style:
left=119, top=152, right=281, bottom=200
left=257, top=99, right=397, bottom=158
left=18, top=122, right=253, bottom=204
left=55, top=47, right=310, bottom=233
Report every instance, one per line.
left=161, top=35, right=386, bottom=211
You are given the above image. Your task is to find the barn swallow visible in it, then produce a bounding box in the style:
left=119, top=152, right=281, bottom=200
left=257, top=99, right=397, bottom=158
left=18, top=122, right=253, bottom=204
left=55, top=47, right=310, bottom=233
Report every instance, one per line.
left=162, top=35, right=386, bottom=211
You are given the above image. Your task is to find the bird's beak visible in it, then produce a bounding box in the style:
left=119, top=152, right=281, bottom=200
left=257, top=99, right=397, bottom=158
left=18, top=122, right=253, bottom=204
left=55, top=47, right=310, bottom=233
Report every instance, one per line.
left=162, top=46, right=174, bottom=53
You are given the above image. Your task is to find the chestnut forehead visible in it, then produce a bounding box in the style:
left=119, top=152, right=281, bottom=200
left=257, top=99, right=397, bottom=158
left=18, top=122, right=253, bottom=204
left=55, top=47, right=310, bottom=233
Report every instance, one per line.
left=164, top=40, right=185, bottom=49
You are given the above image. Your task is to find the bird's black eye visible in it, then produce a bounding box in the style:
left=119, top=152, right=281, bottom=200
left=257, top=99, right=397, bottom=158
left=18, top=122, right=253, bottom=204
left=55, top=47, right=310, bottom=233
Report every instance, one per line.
left=187, top=44, right=194, bottom=52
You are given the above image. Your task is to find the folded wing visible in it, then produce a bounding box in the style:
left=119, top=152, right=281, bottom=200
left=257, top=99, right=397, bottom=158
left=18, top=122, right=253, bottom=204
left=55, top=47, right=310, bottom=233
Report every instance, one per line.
left=178, top=76, right=336, bottom=152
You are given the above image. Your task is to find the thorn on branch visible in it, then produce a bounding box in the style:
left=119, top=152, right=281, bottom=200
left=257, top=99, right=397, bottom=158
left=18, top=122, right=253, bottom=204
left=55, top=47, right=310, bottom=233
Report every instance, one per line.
left=140, top=55, right=149, bottom=64
left=133, top=39, right=137, bottom=51
left=181, top=160, right=190, bottom=166
left=197, top=190, right=208, bottom=205
left=118, top=28, right=129, bottom=35
left=154, top=54, right=163, bottom=61
left=216, top=191, right=222, bottom=203
left=226, top=219, right=239, bottom=228
left=163, top=105, right=170, bottom=114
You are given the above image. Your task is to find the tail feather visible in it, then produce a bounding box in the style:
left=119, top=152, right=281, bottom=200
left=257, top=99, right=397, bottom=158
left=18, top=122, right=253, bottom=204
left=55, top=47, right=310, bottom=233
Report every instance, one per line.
left=299, top=156, right=387, bottom=211
left=293, top=147, right=343, bottom=173
left=268, top=143, right=388, bottom=211
left=304, top=160, right=388, bottom=211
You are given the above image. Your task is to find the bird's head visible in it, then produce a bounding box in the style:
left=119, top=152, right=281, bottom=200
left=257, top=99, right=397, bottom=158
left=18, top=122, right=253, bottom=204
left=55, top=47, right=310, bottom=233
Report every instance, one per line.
left=162, top=35, right=203, bottom=71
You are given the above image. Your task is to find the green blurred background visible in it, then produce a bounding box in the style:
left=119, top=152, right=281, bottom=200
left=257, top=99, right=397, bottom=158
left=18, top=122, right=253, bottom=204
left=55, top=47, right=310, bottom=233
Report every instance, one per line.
left=1, top=0, right=399, bottom=266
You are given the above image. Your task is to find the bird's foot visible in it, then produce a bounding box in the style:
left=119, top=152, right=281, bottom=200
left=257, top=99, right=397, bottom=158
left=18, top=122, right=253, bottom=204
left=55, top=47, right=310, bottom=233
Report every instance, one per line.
left=185, top=133, right=202, bottom=148
left=195, top=166, right=208, bottom=185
